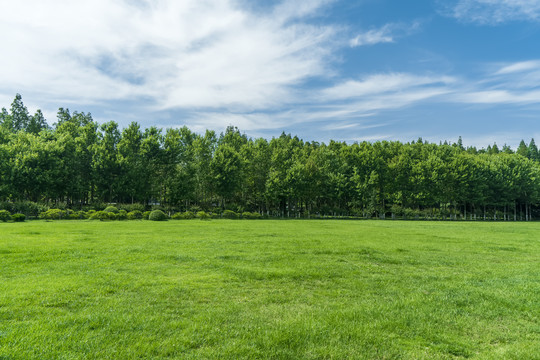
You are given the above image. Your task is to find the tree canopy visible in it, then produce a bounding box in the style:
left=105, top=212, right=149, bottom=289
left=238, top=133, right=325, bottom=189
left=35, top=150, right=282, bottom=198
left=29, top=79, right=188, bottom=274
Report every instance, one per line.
left=1, top=95, right=539, bottom=220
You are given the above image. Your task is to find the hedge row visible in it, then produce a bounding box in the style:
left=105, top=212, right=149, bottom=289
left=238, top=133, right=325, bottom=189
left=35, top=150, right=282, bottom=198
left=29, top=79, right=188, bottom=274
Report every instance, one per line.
left=34, top=209, right=263, bottom=221
left=0, top=210, right=26, bottom=222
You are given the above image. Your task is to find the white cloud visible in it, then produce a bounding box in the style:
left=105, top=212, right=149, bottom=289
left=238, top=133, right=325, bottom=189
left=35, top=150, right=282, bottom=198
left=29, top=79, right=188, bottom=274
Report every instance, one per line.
left=273, top=0, right=335, bottom=22
left=322, top=73, right=455, bottom=100
left=449, top=59, right=540, bottom=103
left=350, top=26, right=394, bottom=47
left=0, top=0, right=335, bottom=112
left=454, top=89, right=540, bottom=103
left=350, top=22, right=420, bottom=47
left=496, top=60, right=540, bottom=74
left=447, top=0, right=540, bottom=24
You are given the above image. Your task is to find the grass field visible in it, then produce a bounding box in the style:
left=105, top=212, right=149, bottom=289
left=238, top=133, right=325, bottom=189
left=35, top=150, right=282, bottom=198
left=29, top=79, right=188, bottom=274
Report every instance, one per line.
left=0, top=220, right=539, bottom=359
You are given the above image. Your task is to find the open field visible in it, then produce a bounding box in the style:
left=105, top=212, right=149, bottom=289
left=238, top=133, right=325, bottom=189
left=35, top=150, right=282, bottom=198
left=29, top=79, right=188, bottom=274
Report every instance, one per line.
left=0, top=220, right=539, bottom=359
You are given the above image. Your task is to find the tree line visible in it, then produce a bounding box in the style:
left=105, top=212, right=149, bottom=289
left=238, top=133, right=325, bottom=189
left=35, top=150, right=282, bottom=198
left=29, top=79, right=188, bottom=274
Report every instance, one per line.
left=1, top=94, right=539, bottom=220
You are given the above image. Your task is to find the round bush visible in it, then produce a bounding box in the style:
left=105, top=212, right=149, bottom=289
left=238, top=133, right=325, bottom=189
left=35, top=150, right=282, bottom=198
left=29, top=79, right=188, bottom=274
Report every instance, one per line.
left=89, top=211, right=110, bottom=221
left=39, top=209, right=65, bottom=220
left=196, top=211, right=210, bottom=220
left=149, top=210, right=168, bottom=221
left=67, top=210, right=81, bottom=220
left=0, top=210, right=11, bottom=222
left=11, top=213, right=26, bottom=222
left=127, top=210, right=143, bottom=220
left=103, top=206, right=119, bottom=213
left=242, top=211, right=262, bottom=219
left=117, top=210, right=128, bottom=220
left=222, top=210, right=238, bottom=219
left=172, top=211, right=196, bottom=220
left=142, top=211, right=151, bottom=220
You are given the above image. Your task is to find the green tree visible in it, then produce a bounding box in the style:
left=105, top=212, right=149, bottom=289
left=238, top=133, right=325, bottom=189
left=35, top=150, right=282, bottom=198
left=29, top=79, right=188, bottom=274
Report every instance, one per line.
left=118, top=122, right=144, bottom=203
left=27, top=109, right=48, bottom=135
left=211, top=144, right=242, bottom=209
left=92, top=121, right=121, bottom=203
left=517, top=140, right=528, bottom=158
left=528, top=139, right=539, bottom=161
left=8, top=94, right=30, bottom=132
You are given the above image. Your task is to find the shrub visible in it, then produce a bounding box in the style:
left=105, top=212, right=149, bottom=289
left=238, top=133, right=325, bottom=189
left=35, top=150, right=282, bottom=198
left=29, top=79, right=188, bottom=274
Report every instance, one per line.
left=67, top=210, right=81, bottom=220
left=82, top=202, right=106, bottom=212
left=120, top=203, right=145, bottom=212
left=242, top=211, right=261, bottom=219
left=12, top=201, right=45, bottom=217
left=89, top=211, right=110, bottom=221
left=0, top=202, right=14, bottom=213
left=196, top=211, right=210, bottom=220
left=77, top=211, right=89, bottom=219
left=174, top=211, right=195, bottom=220
left=11, top=213, right=25, bottom=222
left=222, top=210, right=238, bottom=219
left=149, top=210, right=168, bottom=221
left=127, top=210, right=143, bottom=220
left=53, top=202, right=68, bottom=210
left=103, top=206, right=119, bottom=213
left=0, top=210, right=12, bottom=222
left=39, top=209, right=65, bottom=220
left=117, top=210, right=128, bottom=220
left=142, top=211, right=151, bottom=220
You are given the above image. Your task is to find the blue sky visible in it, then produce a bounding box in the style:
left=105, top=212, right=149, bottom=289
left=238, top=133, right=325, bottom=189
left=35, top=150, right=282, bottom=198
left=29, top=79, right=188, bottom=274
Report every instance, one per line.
left=1, top=0, right=540, bottom=147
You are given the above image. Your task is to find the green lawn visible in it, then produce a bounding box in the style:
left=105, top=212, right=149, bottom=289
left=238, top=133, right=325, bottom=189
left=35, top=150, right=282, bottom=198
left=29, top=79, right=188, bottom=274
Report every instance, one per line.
left=0, top=220, right=539, bottom=359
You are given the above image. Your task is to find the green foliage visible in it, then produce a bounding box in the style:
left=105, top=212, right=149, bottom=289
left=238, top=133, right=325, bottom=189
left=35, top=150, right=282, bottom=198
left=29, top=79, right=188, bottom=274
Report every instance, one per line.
left=0, top=209, right=11, bottom=222
left=89, top=211, right=110, bottom=221
left=120, top=203, right=145, bottom=213
left=242, top=211, right=261, bottom=219
left=171, top=211, right=195, bottom=220
left=39, top=209, right=65, bottom=220
left=196, top=211, right=210, bottom=220
left=142, top=211, right=151, bottom=220
left=0, top=201, right=46, bottom=217
left=103, top=206, right=119, bottom=213
left=149, top=210, right=168, bottom=221
left=11, top=213, right=25, bottom=222
left=117, top=210, right=128, bottom=220
left=127, top=210, right=143, bottom=220
left=0, top=95, right=540, bottom=222
left=72, top=211, right=88, bottom=220
left=222, top=210, right=238, bottom=219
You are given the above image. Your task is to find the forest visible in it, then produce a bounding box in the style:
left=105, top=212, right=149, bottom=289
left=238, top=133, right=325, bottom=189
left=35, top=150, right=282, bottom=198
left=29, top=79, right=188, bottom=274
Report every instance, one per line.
left=1, top=94, right=539, bottom=220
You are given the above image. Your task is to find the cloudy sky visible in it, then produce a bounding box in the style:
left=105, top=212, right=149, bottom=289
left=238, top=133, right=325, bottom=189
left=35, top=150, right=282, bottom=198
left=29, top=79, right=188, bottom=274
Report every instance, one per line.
left=1, top=0, right=540, bottom=147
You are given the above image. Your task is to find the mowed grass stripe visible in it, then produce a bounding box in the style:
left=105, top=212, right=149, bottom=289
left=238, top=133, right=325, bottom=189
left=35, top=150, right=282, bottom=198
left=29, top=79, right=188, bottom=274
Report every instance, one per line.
left=0, top=220, right=539, bottom=359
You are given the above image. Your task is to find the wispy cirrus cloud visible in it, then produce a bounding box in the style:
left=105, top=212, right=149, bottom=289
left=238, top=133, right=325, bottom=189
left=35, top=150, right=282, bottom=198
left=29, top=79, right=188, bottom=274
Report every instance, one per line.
left=321, top=73, right=455, bottom=100
left=495, top=60, right=540, bottom=74
left=443, top=0, right=540, bottom=24
left=453, top=60, right=540, bottom=103
left=349, top=22, right=420, bottom=47
left=0, top=0, right=336, bottom=114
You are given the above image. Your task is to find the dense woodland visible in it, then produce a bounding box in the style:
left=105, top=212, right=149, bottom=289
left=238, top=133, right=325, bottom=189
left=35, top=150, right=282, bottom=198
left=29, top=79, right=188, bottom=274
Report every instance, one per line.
left=1, top=94, right=539, bottom=220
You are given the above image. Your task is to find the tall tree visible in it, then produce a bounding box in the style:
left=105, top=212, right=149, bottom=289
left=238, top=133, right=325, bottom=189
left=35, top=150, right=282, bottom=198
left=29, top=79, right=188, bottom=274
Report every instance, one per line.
left=517, top=140, right=529, bottom=158
left=9, top=94, right=30, bottom=132
left=528, top=139, right=539, bottom=161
